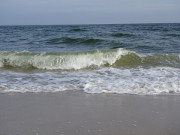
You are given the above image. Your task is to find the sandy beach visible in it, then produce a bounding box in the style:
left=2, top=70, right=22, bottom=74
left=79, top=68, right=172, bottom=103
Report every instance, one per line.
left=0, top=92, right=180, bottom=135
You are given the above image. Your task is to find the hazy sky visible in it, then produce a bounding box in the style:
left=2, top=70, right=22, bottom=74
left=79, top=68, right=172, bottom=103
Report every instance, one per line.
left=0, top=0, right=180, bottom=25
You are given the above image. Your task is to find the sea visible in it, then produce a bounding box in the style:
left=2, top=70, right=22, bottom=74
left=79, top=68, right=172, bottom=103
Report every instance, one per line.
left=0, top=23, right=180, bottom=95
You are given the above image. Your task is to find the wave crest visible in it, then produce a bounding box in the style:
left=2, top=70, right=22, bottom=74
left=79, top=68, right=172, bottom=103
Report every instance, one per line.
left=0, top=49, right=130, bottom=70
left=0, top=49, right=180, bottom=70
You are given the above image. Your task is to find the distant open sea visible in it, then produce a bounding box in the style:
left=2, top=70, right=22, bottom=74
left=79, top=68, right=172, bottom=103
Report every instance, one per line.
left=0, top=23, right=180, bottom=94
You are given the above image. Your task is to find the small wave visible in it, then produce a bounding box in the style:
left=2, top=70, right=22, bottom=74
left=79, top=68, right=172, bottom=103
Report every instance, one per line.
left=69, top=28, right=86, bottom=32
left=0, top=49, right=179, bottom=70
left=61, top=37, right=79, bottom=44
left=46, top=38, right=62, bottom=44
left=61, top=37, right=103, bottom=44
left=111, top=33, right=134, bottom=37
left=82, top=39, right=102, bottom=44
left=165, top=34, right=180, bottom=38
left=19, top=38, right=28, bottom=41
left=46, top=37, right=103, bottom=45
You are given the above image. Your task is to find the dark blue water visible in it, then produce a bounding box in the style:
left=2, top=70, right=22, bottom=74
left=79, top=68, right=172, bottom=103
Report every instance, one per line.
left=0, top=24, right=180, bottom=53
left=0, top=24, right=180, bottom=94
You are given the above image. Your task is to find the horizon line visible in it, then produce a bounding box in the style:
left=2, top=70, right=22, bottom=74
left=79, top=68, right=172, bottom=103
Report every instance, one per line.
left=0, top=22, right=179, bottom=26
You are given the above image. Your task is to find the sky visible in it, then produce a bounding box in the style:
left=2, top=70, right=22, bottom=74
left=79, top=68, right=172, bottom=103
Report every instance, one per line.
left=0, top=0, right=180, bottom=25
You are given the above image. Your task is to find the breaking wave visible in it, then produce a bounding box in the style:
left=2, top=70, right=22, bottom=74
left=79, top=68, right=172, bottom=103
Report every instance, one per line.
left=0, top=49, right=180, bottom=70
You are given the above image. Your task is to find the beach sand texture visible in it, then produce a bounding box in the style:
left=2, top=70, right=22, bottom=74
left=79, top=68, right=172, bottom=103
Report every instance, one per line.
left=0, top=92, right=180, bottom=135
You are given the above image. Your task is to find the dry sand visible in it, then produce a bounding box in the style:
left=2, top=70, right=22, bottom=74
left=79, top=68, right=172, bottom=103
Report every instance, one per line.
left=0, top=91, right=180, bottom=135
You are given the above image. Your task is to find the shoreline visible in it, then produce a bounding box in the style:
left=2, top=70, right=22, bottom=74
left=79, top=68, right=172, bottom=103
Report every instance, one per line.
left=0, top=92, right=180, bottom=135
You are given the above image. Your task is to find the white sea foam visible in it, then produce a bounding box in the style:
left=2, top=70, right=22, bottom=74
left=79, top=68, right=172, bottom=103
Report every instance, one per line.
left=1, top=49, right=180, bottom=70
left=0, top=67, right=180, bottom=95
left=84, top=67, right=180, bottom=94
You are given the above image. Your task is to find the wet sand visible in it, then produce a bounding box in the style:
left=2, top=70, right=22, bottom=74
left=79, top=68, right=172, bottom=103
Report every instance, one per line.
left=0, top=92, right=180, bottom=135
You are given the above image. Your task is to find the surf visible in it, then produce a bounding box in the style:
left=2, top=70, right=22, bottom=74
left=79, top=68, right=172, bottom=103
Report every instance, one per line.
left=0, top=48, right=180, bottom=70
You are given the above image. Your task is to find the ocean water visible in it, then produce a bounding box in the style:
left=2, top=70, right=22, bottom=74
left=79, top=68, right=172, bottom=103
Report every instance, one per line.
left=0, top=24, right=180, bottom=94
